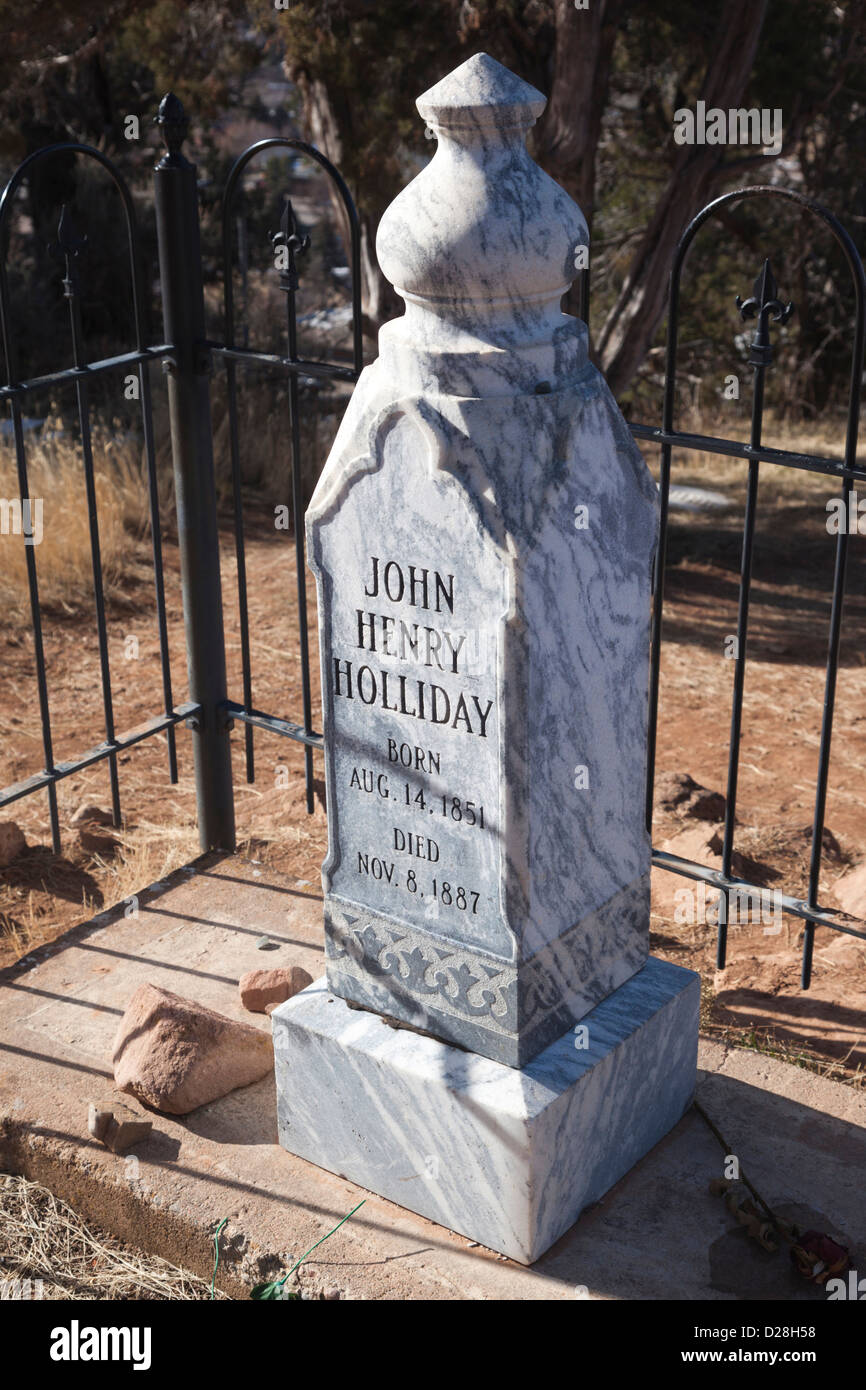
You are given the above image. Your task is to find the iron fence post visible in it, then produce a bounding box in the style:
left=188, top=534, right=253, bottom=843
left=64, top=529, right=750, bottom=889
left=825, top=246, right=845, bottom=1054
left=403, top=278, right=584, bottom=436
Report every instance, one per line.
left=154, top=94, right=235, bottom=851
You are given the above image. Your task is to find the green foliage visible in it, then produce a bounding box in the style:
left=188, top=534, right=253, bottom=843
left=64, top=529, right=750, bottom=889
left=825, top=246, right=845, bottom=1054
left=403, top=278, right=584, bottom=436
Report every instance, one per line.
left=0, top=2, right=261, bottom=390
left=0, top=2, right=259, bottom=164
left=588, top=0, right=866, bottom=413
left=258, top=1, right=461, bottom=195
left=257, top=0, right=556, bottom=201
left=249, top=1199, right=365, bottom=1300
left=250, top=1279, right=301, bottom=1299
left=0, top=0, right=863, bottom=415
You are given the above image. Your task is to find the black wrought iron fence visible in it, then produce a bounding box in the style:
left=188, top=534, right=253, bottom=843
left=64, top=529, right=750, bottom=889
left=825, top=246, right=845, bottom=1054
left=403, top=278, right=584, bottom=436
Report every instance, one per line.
left=0, top=96, right=863, bottom=995
left=632, top=186, right=866, bottom=989
left=0, top=140, right=183, bottom=856
left=216, top=132, right=362, bottom=812
left=0, top=95, right=361, bottom=858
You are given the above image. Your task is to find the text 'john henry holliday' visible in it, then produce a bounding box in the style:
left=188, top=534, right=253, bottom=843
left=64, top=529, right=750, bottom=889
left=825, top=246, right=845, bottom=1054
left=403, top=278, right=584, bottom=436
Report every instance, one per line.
left=331, top=556, right=495, bottom=737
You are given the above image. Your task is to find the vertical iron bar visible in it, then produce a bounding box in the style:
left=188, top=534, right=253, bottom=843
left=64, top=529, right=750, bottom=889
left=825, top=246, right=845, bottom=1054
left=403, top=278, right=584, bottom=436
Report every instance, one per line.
left=8, top=396, right=61, bottom=851
left=227, top=352, right=255, bottom=783
left=645, top=264, right=682, bottom=836
left=64, top=266, right=122, bottom=828
left=801, top=299, right=865, bottom=987
left=139, top=360, right=177, bottom=782
left=154, top=95, right=235, bottom=851
left=222, top=188, right=255, bottom=784
left=801, top=513, right=848, bottom=986
left=717, top=371, right=764, bottom=968
left=238, top=208, right=249, bottom=350
left=286, top=265, right=315, bottom=814
left=577, top=264, right=590, bottom=333
left=646, top=440, right=671, bottom=835
left=348, top=191, right=363, bottom=379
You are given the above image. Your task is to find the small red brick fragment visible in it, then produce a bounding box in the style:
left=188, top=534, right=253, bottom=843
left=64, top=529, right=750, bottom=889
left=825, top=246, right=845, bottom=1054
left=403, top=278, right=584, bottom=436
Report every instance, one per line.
left=239, top=966, right=313, bottom=1014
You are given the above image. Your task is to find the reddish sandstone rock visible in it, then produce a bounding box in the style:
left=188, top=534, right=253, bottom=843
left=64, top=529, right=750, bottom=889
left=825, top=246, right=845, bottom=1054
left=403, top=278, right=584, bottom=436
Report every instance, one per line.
left=833, top=862, right=866, bottom=920
left=112, top=983, right=273, bottom=1115
left=71, top=803, right=119, bottom=858
left=655, top=772, right=726, bottom=823
left=0, top=821, right=26, bottom=867
left=88, top=1098, right=153, bottom=1154
left=77, top=826, right=120, bottom=857
left=239, top=965, right=313, bottom=1014
left=70, top=803, right=115, bottom=827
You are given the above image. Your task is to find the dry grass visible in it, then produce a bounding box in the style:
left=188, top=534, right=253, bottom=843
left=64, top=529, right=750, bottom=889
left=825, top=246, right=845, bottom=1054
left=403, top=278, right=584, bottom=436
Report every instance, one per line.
left=698, top=965, right=866, bottom=1091
left=0, top=420, right=154, bottom=624
left=95, top=818, right=201, bottom=914
left=643, top=406, right=851, bottom=502
left=209, top=370, right=347, bottom=507
left=0, top=1172, right=228, bottom=1300
left=706, top=1016, right=866, bottom=1090
left=0, top=844, right=103, bottom=964
left=0, top=816, right=200, bottom=964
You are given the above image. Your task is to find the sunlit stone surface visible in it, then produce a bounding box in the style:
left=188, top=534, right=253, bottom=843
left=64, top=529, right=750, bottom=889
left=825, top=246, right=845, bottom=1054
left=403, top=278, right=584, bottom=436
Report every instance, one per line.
left=274, top=960, right=699, bottom=1265
left=305, top=53, right=660, bottom=1066
left=275, top=54, right=699, bottom=1260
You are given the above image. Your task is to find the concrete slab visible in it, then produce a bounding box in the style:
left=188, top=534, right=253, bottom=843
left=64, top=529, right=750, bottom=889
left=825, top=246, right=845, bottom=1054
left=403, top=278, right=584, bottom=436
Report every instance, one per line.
left=1, top=853, right=863, bottom=1300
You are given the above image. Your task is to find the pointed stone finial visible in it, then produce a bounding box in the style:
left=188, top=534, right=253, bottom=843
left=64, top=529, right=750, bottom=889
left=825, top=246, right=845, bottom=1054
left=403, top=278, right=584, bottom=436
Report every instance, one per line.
left=375, top=54, right=588, bottom=396
left=416, top=52, right=546, bottom=134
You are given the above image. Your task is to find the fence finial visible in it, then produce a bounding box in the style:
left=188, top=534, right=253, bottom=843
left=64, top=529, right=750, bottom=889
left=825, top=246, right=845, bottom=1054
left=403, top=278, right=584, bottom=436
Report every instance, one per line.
left=156, top=93, right=189, bottom=160
left=271, top=197, right=310, bottom=294
left=736, top=257, right=794, bottom=368
left=51, top=205, right=87, bottom=298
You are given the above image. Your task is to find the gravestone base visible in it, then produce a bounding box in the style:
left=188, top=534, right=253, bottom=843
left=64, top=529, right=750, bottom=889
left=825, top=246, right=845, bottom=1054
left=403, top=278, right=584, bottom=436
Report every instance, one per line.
left=273, top=956, right=699, bottom=1264
left=324, top=874, right=649, bottom=1069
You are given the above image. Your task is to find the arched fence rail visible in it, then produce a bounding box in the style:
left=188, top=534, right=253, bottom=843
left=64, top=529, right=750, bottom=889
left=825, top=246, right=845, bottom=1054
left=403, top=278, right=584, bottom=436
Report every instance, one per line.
left=0, top=139, right=180, bottom=855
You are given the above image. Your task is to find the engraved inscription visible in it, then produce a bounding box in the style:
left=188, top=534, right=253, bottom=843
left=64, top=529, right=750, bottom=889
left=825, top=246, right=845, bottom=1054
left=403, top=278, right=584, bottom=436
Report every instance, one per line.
left=315, top=429, right=509, bottom=957
left=328, top=553, right=495, bottom=940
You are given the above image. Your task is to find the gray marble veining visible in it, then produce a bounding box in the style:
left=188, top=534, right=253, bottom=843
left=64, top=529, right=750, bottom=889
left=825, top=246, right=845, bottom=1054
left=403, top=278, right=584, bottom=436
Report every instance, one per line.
left=276, top=54, right=700, bottom=1263
left=273, top=957, right=700, bottom=1264
left=305, top=53, right=658, bottom=1065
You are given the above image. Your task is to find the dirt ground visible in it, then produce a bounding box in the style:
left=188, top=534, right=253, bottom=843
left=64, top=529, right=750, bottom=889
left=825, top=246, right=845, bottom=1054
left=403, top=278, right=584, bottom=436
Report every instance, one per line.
left=1, top=425, right=865, bottom=1082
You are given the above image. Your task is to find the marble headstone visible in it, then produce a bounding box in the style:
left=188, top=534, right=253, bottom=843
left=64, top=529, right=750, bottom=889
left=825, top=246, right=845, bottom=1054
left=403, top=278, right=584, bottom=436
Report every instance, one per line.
left=305, top=53, right=659, bottom=1067
left=274, top=53, right=699, bottom=1263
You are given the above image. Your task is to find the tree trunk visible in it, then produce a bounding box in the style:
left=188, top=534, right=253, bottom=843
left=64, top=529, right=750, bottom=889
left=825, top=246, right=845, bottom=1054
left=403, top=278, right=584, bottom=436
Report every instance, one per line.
left=533, top=0, right=627, bottom=228
left=596, top=0, right=770, bottom=398
left=293, top=73, right=400, bottom=341
left=358, top=204, right=402, bottom=339
left=532, top=0, right=627, bottom=325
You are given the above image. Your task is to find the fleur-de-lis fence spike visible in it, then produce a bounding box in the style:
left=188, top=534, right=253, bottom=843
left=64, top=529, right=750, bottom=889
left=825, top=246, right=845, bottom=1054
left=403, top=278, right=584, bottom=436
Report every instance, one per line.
left=50, top=204, right=88, bottom=299
left=735, top=257, right=794, bottom=368
left=270, top=196, right=310, bottom=294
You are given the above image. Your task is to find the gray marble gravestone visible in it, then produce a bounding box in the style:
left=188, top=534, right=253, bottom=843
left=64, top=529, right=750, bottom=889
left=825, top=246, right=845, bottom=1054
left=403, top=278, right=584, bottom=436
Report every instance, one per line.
left=272, top=53, right=699, bottom=1264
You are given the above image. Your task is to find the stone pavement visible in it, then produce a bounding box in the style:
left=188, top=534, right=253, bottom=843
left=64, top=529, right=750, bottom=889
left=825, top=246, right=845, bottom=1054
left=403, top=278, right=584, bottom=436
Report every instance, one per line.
left=0, top=854, right=862, bottom=1300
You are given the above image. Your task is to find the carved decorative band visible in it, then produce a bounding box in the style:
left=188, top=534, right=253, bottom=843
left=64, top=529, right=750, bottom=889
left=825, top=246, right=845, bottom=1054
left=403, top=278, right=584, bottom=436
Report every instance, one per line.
left=326, top=873, right=649, bottom=1040
left=328, top=914, right=518, bottom=1036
